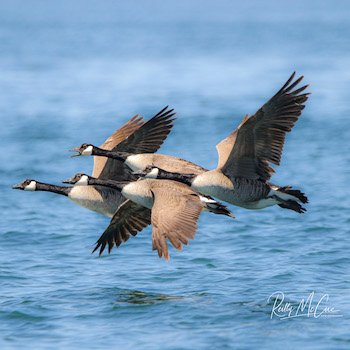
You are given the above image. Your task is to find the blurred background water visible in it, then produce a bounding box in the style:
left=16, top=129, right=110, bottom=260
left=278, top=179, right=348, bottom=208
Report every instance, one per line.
left=0, top=0, right=349, bottom=349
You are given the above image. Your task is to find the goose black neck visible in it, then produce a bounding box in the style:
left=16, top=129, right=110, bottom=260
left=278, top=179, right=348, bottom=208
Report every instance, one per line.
left=36, top=182, right=70, bottom=196
left=93, top=147, right=129, bottom=162
left=158, top=169, right=195, bottom=186
left=89, top=178, right=128, bottom=191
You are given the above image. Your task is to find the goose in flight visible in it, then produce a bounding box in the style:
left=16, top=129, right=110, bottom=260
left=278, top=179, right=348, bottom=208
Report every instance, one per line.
left=13, top=107, right=175, bottom=217
left=70, top=143, right=206, bottom=176
left=64, top=173, right=235, bottom=260
left=136, top=73, right=310, bottom=213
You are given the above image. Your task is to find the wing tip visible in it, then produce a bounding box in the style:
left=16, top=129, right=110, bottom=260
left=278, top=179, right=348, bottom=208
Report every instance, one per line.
left=277, top=71, right=308, bottom=96
left=92, top=241, right=106, bottom=257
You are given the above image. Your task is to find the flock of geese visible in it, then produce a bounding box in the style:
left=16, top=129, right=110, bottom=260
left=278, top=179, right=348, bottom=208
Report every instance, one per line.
left=13, top=73, right=309, bottom=260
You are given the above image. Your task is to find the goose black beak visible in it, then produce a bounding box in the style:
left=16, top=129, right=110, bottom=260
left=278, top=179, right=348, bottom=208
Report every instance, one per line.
left=132, top=170, right=147, bottom=177
left=69, top=147, right=81, bottom=158
left=62, top=176, right=75, bottom=184
left=12, top=183, right=23, bottom=189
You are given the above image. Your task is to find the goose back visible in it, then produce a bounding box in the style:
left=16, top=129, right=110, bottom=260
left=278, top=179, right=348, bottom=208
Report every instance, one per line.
left=125, top=153, right=206, bottom=175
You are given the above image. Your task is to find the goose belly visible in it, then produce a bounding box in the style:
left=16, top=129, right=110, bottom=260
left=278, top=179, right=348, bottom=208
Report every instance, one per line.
left=191, top=184, right=277, bottom=209
left=121, top=182, right=154, bottom=209
left=191, top=172, right=275, bottom=209
left=68, top=186, right=121, bottom=217
left=239, top=197, right=278, bottom=209
left=240, top=188, right=295, bottom=210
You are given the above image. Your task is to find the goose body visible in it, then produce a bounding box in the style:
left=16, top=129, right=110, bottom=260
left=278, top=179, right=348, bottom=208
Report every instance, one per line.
left=120, top=179, right=231, bottom=213
left=68, top=185, right=123, bottom=217
left=120, top=180, right=154, bottom=209
left=191, top=172, right=273, bottom=208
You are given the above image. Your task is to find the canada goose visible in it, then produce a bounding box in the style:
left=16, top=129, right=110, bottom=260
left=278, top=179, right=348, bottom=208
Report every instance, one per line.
left=13, top=107, right=175, bottom=217
left=70, top=144, right=206, bottom=175
left=63, top=173, right=235, bottom=260
left=12, top=179, right=126, bottom=217
left=136, top=73, right=310, bottom=213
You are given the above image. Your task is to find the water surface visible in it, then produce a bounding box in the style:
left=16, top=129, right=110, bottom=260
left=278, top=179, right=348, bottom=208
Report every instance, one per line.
left=1, top=1, right=349, bottom=349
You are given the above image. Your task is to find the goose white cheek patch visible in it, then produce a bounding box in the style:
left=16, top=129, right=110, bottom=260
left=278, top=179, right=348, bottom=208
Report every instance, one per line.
left=146, top=168, right=159, bottom=178
left=76, top=175, right=89, bottom=186
left=199, top=196, right=216, bottom=203
left=82, top=145, right=93, bottom=156
left=24, top=181, right=37, bottom=191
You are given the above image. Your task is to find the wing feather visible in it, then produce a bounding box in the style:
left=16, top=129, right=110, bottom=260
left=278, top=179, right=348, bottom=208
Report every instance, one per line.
left=117, top=106, right=176, bottom=154
left=94, top=107, right=176, bottom=180
left=92, top=115, right=144, bottom=179
left=92, top=200, right=151, bottom=255
left=216, top=114, right=249, bottom=169
left=219, top=72, right=310, bottom=181
left=150, top=184, right=203, bottom=260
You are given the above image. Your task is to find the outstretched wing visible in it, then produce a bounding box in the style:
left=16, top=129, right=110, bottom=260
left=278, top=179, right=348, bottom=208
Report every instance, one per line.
left=93, top=200, right=151, bottom=256
left=92, top=115, right=144, bottom=179
left=219, top=72, right=310, bottom=181
left=150, top=184, right=203, bottom=260
left=95, top=107, right=176, bottom=180
left=117, top=106, right=176, bottom=154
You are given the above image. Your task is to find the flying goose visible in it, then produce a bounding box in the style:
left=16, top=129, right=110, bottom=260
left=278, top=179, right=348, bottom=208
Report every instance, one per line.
left=13, top=107, right=176, bottom=218
left=70, top=144, right=207, bottom=175
left=63, top=173, right=235, bottom=260
left=136, top=73, right=310, bottom=213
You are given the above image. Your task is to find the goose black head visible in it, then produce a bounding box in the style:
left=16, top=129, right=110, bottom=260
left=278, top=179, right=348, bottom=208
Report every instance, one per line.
left=12, top=179, right=37, bottom=191
left=63, top=173, right=91, bottom=186
left=70, top=143, right=94, bottom=157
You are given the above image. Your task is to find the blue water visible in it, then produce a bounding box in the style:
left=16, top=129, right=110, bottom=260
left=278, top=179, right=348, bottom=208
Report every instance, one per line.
left=1, top=0, right=349, bottom=349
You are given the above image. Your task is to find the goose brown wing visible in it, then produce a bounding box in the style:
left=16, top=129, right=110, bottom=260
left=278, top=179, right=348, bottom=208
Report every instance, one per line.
left=92, top=199, right=151, bottom=256
left=92, top=115, right=144, bottom=179
left=219, top=72, right=310, bottom=181
left=95, top=107, right=176, bottom=180
left=117, top=106, right=176, bottom=154
left=150, top=184, right=203, bottom=260
left=216, top=115, right=249, bottom=169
